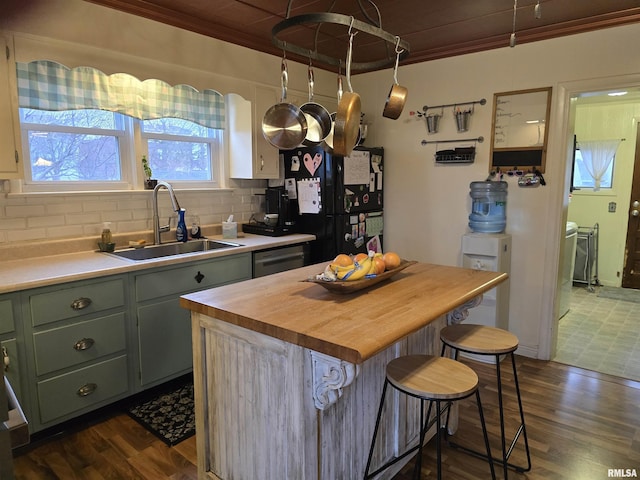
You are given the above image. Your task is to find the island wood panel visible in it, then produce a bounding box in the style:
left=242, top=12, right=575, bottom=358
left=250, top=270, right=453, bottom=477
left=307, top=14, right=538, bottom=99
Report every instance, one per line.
left=181, top=262, right=507, bottom=364
left=192, top=311, right=447, bottom=480
left=194, top=314, right=317, bottom=480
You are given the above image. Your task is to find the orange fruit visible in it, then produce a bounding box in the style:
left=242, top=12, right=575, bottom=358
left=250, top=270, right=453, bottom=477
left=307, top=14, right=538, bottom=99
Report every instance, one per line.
left=373, top=256, right=386, bottom=274
left=383, top=252, right=401, bottom=270
left=333, top=254, right=353, bottom=267
left=353, top=253, right=368, bottom=263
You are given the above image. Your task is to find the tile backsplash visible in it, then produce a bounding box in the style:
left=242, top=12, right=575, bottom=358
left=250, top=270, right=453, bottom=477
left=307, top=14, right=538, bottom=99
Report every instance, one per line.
left=0, top=181, right=267, bottom=249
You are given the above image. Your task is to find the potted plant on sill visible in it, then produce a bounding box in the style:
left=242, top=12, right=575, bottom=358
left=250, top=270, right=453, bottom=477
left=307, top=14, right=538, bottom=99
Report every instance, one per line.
left=142, top=156, right=157, bottom=190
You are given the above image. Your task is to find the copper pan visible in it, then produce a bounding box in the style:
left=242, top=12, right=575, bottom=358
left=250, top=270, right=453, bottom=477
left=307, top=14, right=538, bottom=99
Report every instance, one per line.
left=382, top=38, right=408, bottom=120
left=333, top=31, right=361, bottom=157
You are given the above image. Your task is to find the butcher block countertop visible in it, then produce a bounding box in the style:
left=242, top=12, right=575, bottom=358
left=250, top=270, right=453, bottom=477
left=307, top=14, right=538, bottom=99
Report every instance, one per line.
left=180, top=261, right=507, bottom=364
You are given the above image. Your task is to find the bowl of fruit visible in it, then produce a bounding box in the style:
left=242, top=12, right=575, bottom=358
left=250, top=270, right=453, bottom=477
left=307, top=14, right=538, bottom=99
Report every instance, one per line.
left=305, top=251, right=416, bottom=293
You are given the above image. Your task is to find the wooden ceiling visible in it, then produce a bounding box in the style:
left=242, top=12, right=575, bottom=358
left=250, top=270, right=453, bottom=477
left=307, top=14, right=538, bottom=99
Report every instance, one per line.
left=83, top=0, right=640, bottom=73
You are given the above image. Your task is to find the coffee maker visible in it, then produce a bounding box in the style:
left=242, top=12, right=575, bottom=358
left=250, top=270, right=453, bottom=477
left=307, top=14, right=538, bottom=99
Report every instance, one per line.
left=265, top=187, right=293, bottom=229
left=242, top=187, right=294, bottom=236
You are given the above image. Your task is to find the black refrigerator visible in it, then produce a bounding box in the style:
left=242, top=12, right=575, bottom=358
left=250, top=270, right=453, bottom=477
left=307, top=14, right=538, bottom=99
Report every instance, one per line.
left=282, top=145, right=384, bottom=264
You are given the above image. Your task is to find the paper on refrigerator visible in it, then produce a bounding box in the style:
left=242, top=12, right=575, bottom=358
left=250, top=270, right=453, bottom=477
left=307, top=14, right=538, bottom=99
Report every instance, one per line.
left=297, top=177, right=322, bottom=214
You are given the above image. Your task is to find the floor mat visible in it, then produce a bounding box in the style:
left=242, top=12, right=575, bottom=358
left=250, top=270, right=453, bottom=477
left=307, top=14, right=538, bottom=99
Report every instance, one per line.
left=597, top=286, right=640, bottom=303
left=126, top=382, right=195, bottom=446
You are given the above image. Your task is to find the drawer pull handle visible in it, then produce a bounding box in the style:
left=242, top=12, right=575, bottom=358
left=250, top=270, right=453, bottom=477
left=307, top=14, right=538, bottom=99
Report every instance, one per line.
left=2, top=346, right=9, bottom=372
left=73, top=338, right=95, bottom=351
left=77, top=383, right=97, bottom=397
left=71, top=297, right=92, bottom=310
left=195, top=271, right=205, bottom=283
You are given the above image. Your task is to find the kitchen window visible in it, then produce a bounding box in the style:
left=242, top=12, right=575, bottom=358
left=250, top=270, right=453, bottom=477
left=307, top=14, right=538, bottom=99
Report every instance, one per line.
left=16, top=60, right=225, bottom=191
left=572, top=149, right=614, bottom=190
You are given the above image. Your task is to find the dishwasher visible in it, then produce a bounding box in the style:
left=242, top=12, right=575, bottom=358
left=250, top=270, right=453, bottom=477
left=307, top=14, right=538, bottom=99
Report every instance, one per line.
left=252, top=243, right=310, bottom=278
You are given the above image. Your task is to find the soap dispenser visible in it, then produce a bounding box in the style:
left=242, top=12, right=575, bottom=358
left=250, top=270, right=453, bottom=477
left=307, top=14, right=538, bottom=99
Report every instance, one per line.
left=101, top=222, right=112, bottom=244
left=176, top=208, right=188, bottom=242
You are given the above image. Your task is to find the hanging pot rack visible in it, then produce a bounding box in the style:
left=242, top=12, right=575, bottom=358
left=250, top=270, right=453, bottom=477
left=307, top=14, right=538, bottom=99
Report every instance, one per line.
left=272, top=1, right=410, bottom=72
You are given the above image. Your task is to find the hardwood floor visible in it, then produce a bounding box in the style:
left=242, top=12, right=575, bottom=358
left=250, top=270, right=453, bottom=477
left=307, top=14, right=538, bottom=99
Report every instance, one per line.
left=12, top=356, right=640, bottom=479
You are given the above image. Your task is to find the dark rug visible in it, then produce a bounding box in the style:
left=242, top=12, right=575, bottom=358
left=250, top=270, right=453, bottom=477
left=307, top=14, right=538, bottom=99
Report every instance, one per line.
left=126, top=382, right=195, bottom=446
left=597, top=286, right=640, bottom=303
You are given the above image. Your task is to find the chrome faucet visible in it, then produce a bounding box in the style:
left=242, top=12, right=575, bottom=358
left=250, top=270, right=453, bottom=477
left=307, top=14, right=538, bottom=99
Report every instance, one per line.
left=152, top=181, right=181, bottom=244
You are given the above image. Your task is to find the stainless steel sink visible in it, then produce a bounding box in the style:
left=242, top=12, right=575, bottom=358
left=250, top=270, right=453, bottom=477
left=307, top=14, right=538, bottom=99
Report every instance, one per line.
left=105, top=239, right=242, bottom=261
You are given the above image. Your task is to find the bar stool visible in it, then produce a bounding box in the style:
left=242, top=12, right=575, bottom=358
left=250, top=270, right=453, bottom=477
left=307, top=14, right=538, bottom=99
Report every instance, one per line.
left=440, top=324, right=532, bottom=479
left=364, top=355, right=496, bottom=480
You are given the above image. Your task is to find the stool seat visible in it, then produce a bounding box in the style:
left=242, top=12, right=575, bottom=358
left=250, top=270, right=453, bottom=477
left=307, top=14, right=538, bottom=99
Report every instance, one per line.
left=364, top=354, right=496, bottom=480
left=440, top=324, right=518, bottom=355
left=387, top=355, right=478, bottom=400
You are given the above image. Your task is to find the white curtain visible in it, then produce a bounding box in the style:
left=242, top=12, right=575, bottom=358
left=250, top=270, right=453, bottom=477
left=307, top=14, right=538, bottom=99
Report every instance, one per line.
left=578, top=139, right=621, bottom=191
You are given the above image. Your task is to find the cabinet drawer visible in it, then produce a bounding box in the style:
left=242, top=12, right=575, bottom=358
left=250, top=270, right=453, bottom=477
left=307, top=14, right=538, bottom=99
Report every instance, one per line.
left=0, top=298, right=14, bottom=334
left=135, top=254, right=251, bottom=302
left=29, top=278, right=125, bottom=327
left=33, top=313, right=126, bottom=376
left=36, top=355, right=128, bottom=424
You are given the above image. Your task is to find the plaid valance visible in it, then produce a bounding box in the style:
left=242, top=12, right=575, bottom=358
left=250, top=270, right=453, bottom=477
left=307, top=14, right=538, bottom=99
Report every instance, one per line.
left=16, top=60, right=225, bottom=129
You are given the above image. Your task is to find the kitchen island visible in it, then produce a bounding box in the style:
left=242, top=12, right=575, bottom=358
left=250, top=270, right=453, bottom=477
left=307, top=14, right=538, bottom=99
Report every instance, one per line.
left=181, top=262, right=507, bottom=480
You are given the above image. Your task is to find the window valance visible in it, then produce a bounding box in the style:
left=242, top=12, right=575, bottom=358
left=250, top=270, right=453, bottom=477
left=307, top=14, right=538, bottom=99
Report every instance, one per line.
left=16, top=60, right=225, bottom=129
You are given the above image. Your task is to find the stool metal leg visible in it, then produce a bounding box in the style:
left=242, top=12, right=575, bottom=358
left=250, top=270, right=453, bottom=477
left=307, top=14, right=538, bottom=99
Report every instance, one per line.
left=495, top=353, right=509, bottom=479
left=507, top=352, right=532, bottom=473
left=475, top=390, right=497, bottom=480
left=441, top=343, right=532, bottom=477
left=364, top=379, right=389, bottom=480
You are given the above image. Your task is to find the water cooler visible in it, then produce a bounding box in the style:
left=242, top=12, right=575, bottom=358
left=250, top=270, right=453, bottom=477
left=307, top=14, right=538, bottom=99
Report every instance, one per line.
left=461, top=233, right=511, bottom=362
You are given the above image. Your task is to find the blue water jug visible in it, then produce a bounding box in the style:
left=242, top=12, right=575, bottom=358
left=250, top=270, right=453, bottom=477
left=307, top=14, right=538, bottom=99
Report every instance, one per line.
left=468, top=181, right=507, bottom=233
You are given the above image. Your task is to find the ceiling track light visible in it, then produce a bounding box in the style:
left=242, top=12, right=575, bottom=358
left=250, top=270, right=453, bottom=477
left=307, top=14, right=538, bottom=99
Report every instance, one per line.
left=535, top=1, right=542, bottom=19
left=510, top=0, right=518, bottom=47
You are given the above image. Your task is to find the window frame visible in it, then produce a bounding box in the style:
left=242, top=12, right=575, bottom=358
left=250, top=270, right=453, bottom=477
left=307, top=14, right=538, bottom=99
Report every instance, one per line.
left=138, top=119, right=223, bottom=189
left=18, top=109, right=224, bottom=192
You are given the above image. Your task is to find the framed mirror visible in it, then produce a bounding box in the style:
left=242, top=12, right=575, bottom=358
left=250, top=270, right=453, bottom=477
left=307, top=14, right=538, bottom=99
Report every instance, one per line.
left=490, top=87, right=552, bottom=173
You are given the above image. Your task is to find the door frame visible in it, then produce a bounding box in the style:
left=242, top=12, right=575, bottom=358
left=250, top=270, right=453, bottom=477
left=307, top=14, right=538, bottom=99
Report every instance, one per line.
left=538, top=73, right=640, bottom=361
left=622, top=124, right=640, bottom=287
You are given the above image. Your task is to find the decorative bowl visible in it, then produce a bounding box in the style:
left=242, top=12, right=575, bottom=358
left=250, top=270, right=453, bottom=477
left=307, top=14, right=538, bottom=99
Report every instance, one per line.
left=304, top=260, right=417, bottom=294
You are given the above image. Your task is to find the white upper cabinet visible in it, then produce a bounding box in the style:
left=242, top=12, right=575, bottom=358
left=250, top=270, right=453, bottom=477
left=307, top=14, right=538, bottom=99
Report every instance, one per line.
left=227, top=87, right=281, bottom=180
left=0, top=34, right=22, bottom=179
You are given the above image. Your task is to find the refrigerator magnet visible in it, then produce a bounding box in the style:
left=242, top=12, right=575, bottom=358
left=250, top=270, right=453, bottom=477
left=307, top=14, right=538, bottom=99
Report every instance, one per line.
left=285, top=178, right=297, bottom=200
left=290, top=155, right=300, bottom=172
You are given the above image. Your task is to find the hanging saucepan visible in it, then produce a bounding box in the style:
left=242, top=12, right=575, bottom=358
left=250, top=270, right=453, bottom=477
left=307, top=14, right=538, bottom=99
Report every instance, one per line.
left=301, top=65, right=332, bottom=146
left=382, top=37, right=408, bottom=120
left=321, top=73, right=343, bottom=155
left=262, top=59, right=308, bottom=150
left=333, top=30, right=361, bottom=157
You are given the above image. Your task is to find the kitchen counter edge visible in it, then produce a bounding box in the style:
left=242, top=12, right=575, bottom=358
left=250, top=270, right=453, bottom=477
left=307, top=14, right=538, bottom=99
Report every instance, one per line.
left=0, top=234, right=316, bottom=294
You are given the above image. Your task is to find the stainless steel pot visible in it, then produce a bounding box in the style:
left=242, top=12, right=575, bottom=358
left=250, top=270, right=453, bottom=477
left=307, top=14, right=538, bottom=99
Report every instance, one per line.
left=262, top=59, right=308, bottom=150
left=301, top=66, right=332, bottom=146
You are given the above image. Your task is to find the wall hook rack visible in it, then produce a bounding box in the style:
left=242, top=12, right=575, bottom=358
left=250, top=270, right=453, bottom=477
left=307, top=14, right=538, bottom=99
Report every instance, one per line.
left=421, top=136, right=484, bottom=146
left=422, top=136, right=484, bottom=164
left=421, top=98, right=486, bottom=114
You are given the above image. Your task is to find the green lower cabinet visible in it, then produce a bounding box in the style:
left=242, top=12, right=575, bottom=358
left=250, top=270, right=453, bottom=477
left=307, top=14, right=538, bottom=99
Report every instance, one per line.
left=36, top=355, right=129, bottom=424
left=137, top=299, right=192, bottom=387
left=133, top=253, right=252, bottom=388
left=15, top=251, right=256, bottom=432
